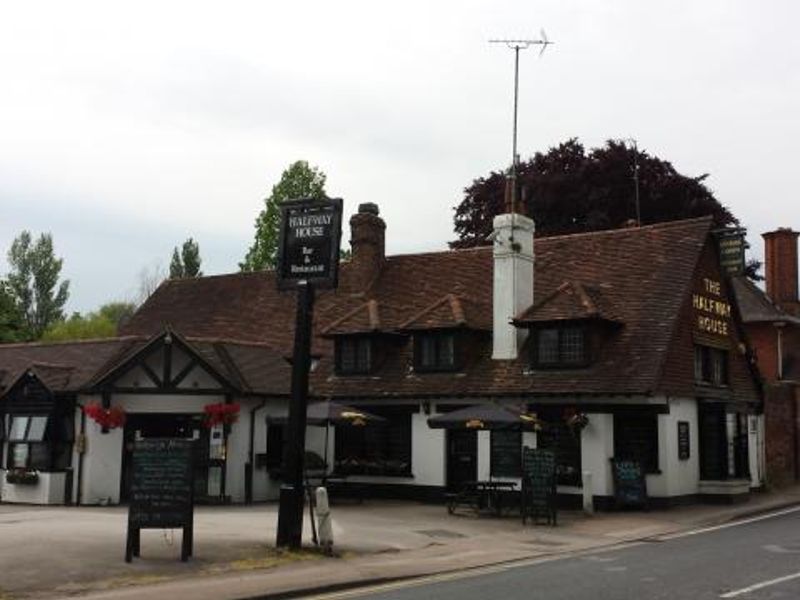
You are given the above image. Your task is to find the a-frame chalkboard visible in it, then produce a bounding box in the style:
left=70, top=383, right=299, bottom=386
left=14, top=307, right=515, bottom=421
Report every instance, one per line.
left=125, top=438, right=195, bottom=562
left=611, top=458, right=647, bottom=509
left=521, top=447, right=557, bottom=526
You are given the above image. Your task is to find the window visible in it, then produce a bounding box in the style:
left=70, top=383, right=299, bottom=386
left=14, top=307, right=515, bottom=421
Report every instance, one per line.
left=336, top=337, right=372, bottom=375
left=490, top=430, right=522, bottom=478
left=699, top=406, right=748, bottom=480
left=415, top=332, right=457, bottom=372
left=7, top=415, right=51, bottom=470
left=694, top=345, right=729, bottom=386
left=536, top=420, right=582, bottom=486
left=265, top=423, right=286, bottom=471
left=534, top=326, right=586, bottom=367
left=335, top=407, right=412, bottom=477
left=614, top=413, right=659, bottom=473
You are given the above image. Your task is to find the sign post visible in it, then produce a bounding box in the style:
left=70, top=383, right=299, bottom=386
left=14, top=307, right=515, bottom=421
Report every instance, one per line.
left=275, top=198, right=342, bottom=549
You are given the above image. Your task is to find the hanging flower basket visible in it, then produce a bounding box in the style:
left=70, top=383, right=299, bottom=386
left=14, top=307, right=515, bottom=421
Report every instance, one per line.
left=83, top=403, right=127, bottom=429
left=203, top=402, right=240, bottom=428
left=563, top=407, right=589, bottom=432
left=5, top=468, right=39, bottom=485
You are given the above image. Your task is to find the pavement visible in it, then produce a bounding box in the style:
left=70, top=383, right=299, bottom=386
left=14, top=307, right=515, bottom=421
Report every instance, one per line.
left=2, top=486, right=800, bottom=600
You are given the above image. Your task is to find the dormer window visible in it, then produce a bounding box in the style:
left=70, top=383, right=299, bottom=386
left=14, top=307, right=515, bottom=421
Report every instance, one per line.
left=335, top=336, right=372, bottom=375
left=415, top=331, right=457, bottom=372
left=533, top=326, right=586, bottom=368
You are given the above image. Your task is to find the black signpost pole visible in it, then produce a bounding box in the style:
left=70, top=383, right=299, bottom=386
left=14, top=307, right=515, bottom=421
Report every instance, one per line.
left=276, top=279, right=315, bottom=548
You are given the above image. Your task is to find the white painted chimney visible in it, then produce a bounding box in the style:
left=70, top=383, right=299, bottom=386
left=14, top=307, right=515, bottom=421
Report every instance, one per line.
left=492, top=212, right=535, bottom=359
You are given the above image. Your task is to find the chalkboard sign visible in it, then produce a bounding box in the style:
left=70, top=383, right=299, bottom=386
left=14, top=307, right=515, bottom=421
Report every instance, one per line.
left=611, top=458, right=647, bottom=509
left=126, top=438, right=195, bottom=562
left=521, top=447, right=557, bottom=525
left=490, top=430, right=522, bottom=478
left=677, top=421, right=690, bottom=461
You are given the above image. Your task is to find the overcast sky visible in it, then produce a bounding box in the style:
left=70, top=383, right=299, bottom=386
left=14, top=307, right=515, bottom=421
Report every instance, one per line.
left=1, top=0, right=798, bottom=313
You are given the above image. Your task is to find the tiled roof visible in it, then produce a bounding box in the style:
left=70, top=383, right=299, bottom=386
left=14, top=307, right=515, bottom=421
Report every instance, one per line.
left=730, top=276, right=800, bottom=325
left=321, top=300, right=408, bottom=336
left=0, top=337, right=142, bottom=393
left=399, top=294, right=491, bottom=331
left=118, top=216, right=728, bottom=400
left=514, top=281, right=614, bottom=324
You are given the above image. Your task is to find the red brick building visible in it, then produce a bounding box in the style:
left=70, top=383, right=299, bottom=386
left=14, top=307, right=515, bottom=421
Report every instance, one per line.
left=732, top=228, right=800, bottom=485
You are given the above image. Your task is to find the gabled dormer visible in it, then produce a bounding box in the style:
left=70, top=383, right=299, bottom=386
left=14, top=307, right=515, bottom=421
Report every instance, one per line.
left=513, top=280, right=622, bottom=369
left=399, top=294, right=491, bottom=373
left=320, top=300, right=405, bottom=376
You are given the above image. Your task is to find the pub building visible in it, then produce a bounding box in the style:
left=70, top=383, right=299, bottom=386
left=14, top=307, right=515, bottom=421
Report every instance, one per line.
left=0, top=202, right=764, bottom=507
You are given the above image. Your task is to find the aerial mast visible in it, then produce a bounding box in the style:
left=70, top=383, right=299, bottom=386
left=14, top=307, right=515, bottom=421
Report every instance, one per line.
left=489, top=30, right=553, bottom=215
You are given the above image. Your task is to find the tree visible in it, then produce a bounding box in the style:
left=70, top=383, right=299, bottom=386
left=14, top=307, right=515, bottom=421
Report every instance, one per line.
left=6, top=231, right=70, bottom=339
left=240, top=160, right=327, bottom=271
left=0, top=280, right=29, bottom=343
left=452, top=138, right=738, bottom=248
left=136, top=261, right=167, bottom=305
left=169, top=238, right=202, bottom=278
left=41, top=301, right=136, bottom=341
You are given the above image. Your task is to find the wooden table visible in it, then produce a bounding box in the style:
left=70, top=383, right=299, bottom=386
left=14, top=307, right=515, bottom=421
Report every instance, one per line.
left=446, top=481, right=517, bottom=516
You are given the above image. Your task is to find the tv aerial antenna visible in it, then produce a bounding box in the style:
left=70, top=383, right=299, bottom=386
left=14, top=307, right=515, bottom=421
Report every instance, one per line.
left=489, top=30, right=553, bottom=214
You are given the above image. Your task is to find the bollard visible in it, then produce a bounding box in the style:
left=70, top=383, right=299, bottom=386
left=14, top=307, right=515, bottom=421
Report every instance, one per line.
left=582, top=471, right=594, bottom=515
left=315, top=487, right=334, bottom=554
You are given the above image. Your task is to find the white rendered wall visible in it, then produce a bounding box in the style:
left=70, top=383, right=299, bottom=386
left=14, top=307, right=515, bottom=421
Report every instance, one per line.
left=645, top=398, right=700, bottom=498
left=749, top=414, right=765, bottom=488
left=580, top=413, right=615, bottom=497
left=492, top=213, right=534, bottom=360
left=82, top=417, right=124, bottom=504
left=0, top=471, right=66, bottom=504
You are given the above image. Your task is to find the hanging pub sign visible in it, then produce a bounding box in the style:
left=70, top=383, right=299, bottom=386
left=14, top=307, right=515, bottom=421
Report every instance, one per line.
left=277, top=198, right=343, bottom=290
left=714, top=227, right=747, bottom=276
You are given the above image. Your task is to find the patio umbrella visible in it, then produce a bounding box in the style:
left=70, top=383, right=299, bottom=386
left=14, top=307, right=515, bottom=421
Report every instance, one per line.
left=427, top=403, right=540, bottom=431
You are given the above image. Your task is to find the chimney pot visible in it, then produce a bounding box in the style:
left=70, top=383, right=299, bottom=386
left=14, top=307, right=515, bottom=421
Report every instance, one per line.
left=358, top=202, right=380, bottom=216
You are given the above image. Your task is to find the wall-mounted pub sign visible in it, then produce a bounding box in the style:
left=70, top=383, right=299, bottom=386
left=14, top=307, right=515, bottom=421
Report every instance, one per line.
left=277, top=198, right=343, bottom=290
left=714, top=228, right=747, bottom=276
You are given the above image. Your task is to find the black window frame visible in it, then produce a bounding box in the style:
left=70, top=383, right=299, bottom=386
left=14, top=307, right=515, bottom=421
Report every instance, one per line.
left=536, top=420, right=582, bottom=486
left=532, top=325, right=588, bottom=369
left=335, top=335, right=373, bottom=375
left=614, top=412, right=660, bottom=474
left=6, top=413, right=72, bottom=471
left=694, top=345, right=729, bottom=387
left=334, top=407, right=413, bottom=477
left=490, top=430, right=522, bottom=478
left=413, top=331, right=459, bottom=373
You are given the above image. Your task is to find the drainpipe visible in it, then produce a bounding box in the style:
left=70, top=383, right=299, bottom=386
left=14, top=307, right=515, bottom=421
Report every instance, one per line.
left=246, top=398, right=267, bottom=504
left=776, top=322, right=786, bottom=381
left=76, top=403, right=86, bottom=506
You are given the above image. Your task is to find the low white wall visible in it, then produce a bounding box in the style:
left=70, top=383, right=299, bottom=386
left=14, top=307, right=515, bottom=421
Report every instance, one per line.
left=0, top=471, right=66, bottom=504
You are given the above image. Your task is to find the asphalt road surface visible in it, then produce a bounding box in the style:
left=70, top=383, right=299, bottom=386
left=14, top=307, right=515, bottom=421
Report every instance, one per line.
left=316, top=507, right=800, bottom=600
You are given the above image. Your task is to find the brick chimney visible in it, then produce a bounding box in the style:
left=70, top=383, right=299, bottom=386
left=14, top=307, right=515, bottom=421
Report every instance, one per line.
left=763, top=228, right=799, bottom=311
left=349, top=203, right=386, bottom=288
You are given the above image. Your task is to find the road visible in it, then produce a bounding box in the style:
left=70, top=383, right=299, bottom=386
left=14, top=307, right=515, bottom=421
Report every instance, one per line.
left=313, top=508, right=800, bottom=600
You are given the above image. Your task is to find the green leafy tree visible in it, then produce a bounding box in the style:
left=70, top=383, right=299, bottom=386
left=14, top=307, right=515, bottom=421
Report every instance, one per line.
left=6, top=231, right=70, bottom=339
left=0, top=280, right=30, bottom=343
left=169, top=238, right=202, bottom=278
left=42, top=301, right=137, bottom=341
left=240, top=160, right=327, bottom=271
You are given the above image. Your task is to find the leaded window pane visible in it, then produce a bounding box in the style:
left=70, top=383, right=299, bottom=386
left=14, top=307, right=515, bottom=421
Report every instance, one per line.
left=537, top=329, right=559, bottom=364
left=11, top=443, right=29, bottom=468
left=438, top=334, right=455, bottom=368
left=420, top=336, right=437, bottom=368
left=9, top=416, right=29, bottom=441
left=27, top=416, right=48, bottom=442
left=561, top=328, right=584, bottom=364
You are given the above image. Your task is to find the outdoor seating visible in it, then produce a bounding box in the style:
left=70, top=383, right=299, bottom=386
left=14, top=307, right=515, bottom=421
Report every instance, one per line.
left=446, top=480, right=517, bottom=516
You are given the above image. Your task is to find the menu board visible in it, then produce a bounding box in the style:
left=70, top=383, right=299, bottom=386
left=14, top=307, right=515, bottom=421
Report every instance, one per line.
left=522, top=447, right=557, bottom=524
left=678, top=421, right=691, bottom=461
left=612, top=458, right=647, bottom=509
left=126, top=438, right=195, bottom=562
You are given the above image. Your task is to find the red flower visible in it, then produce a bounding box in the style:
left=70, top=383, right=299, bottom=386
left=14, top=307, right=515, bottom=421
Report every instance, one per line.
left=83, top=403, right=126, bottom=429
left=203, top=402, right=240, bottom=428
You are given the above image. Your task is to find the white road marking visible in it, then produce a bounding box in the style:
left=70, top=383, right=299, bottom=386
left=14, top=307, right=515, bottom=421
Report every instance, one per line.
left=720, top=571, right=800, bottom=598
left=659, top=505, right=800, bottom=541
